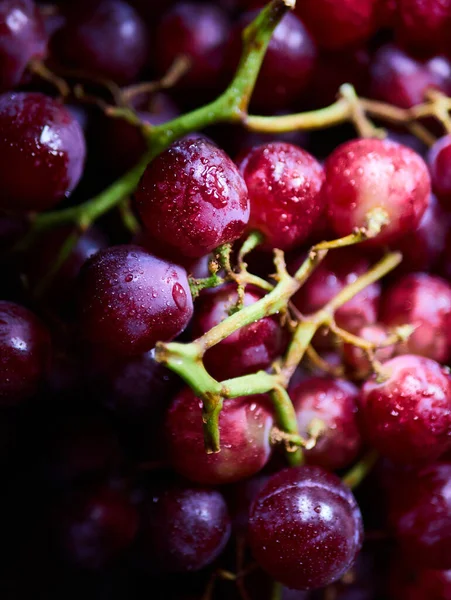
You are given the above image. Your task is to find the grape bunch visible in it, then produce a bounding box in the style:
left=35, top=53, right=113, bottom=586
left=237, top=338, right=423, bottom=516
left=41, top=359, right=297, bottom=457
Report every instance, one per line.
left=2, top=0, right=451, bottom=599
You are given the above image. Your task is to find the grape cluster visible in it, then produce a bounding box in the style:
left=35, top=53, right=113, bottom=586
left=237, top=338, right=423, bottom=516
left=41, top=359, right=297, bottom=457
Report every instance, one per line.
left=2, top=1, right=451, bottom=599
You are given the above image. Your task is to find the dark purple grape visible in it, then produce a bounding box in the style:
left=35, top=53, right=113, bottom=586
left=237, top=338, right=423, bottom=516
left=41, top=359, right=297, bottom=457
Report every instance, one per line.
left=0, top=92, right=86, bottom=212
left=380, top=273, right=451, bottom=363
left=289, top=376, right=362, bottom=471
left=192, top=284, right=287, bottom=381
left=389, top=562, right=451, bottom=600
left=51, top=0, right=148, bottom=85
left=370, top=44, right=451, bottom=108
left=227, top=12, right=316, bottom=112
left=0, top=0, right=48, bottom=92
left=361, top=355, right=451, bottom=465
left=394, top=0, right=451, bottom=57
left=325, top=138, right=430, bottom=245
left=389, top=462, right=451, bottom=569
left=153, top=2, right=229, bottom=96
left=166, top=388, right=273, bottom=485
left=135, top=481, right=231, bottom=573
left=295, top=0, right=379, bottom=50
left=78, top=245, right=193, bottom=355
left=429, top=134, right=451, bottom=207
left=135, top=136, right=249, bottom=259
left=237, top=142, right=325, bottom=251
left=249, top=466, right=363, bottom=590
left=0, top=301, right=51, bottom=406
left=56, top=484, right=138, bottom=570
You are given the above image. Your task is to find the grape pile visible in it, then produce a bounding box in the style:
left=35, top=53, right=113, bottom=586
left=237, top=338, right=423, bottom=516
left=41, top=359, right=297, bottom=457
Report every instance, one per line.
left=3, top=0, right=451, bottom=599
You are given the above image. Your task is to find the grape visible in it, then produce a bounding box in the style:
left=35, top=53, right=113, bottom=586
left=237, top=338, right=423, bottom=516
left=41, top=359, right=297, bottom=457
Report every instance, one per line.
left=0, top=92, right=86, bottom=212
left=343, top=323, right=395, bottom=379
left=393, top=194, right=448, bottom=274
left=380, top=273, right=451, bottom=363
left=227, top=12, right=317, bottom=112
left=56, top=485, right=138, bottom=570
left=24, top=226, right=107, bottom=317
left=388, top=462, right=451, bottom=569
left=237, top=142, right=325, bottom=251
left=135, top=481, right=231, bottom=573
left=135, top=136, right=249, bottom=258
left=249, top=466, right=363, bottom=590
left=191, top=284, right=287, bottom=381
left=428, top=134, right=451, bottom=206
left=166, top=388, right=273, bottom=485
left=292, top=249, right=381, bottom=338
left=78, top=245, right=193, bottom=355
left=289, top=376, right=362, bottom=471
left=0, top=0, right=48, bottom=92
left=369, top=44, right=451, bottom=108
left=295, top=0, right=379, bottom=50
left=51, top=0, right=148, bottom=85
left=395, top=0, right=451, bottom=57
left=361, top=355, right=451, bottom=464
left=325, top=138, right=430, bottom=245
left=154, top=2, right=229, bottom=96
left=0, top=301, right=51, bottom=406
left=389, top=562, right=451, bottom=600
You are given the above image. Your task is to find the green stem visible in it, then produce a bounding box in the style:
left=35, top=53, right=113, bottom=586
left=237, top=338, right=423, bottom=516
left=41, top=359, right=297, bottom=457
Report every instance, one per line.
left=342, top=450, right=378, bottom=489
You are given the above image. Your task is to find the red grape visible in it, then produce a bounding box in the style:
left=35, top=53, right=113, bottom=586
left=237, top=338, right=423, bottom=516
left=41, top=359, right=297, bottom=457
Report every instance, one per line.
left=51, top=0, right=148, bottom=85
left=289, top=376, right=362, bottom=471
left=135, top=136, right=249, bottom=258
left=249, top=466, right=363, bottom=590
left=343, top=323, right=395, bottom=379
left=56, top=485, right=138, bottom=570
left=0, top=92, right=86, bottom=212
left=429, top=134, right=451, bottom=206
left=237, top=142, right=325, bottom=251
left=395, top=0, right=451, bottom=57
left=361, top=355, right=451, bottom=464
left=166, top=388, right=273, bottom=484
left=227, top=12, right=317, bottom=112
left=0, top=301, right=51, bottom=406
left=388, top=462, right=451, bottom=569
left=390, top=562, right=451, bottom=600
left=325, top=138, right=430, bottom=245
left=292, top=249, right=381, bottom=337
left=78, top=245, right=193, bottom=355
left=135, top=481, right=231, bottom=573
left=370, top=44, right=451, bottom=108
left=192, top=284, right=287, bottom=380
left=154, top=2, right=229, bottom=95
left=381, top=273, right=451, bottom=363
left=295, top=0, right=379, bottom=51
left=0, top=0, right=48, bottom=92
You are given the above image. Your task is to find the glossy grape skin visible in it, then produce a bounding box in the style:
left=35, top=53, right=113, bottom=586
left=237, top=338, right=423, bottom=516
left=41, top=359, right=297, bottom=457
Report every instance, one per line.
left=395, top=0, right=451, bottom=57
left=295, top=0, right=379, bottom=50
left=166, top=388, right=273, bottom=485
left=192, top=285, right=287, bottom=381
left=343, top=323, right=395, bottom=379
left=361, top=355, right=451, bottom=465
left=56, top=485, right=138, bottom=570
left=51, top=0, right=148, bottom=85
left=292, top=249, right=381, bottom=336
left=78, top=245, right=193, bottom=355
left=227, top=12, right=316, bottom=113
left=389, top=462, right=451, bottom=569
left=154, top=2, right=229, bottom=94
left=0, top=92, right=86, bottom=212
left=428, top=134, right=451, bottom=206
left=289, top=377, right=362, bottom=471
left=135, top=482, right=231, bottom=573
left=237, top=142, right=325, bottom=251
left=393, top=194, right=448, bottom=274
left=0, top=301, right=51, bottom=406
left=0, top=0, right=48, bottom=92
left=390, top=563, right=451, bottom=600
left=381, top=273, right=451, bottom=363
left=325, top=138, right=430, bottom=245
left=135, top=136, right=249, bottom=259
left=370, top=44, right=451, bottom=108
left=249, top=466, right=363, bottom=590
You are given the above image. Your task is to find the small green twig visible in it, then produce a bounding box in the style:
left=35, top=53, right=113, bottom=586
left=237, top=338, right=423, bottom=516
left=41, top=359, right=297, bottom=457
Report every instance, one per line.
left=342, top=450, right=378, bottom=489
